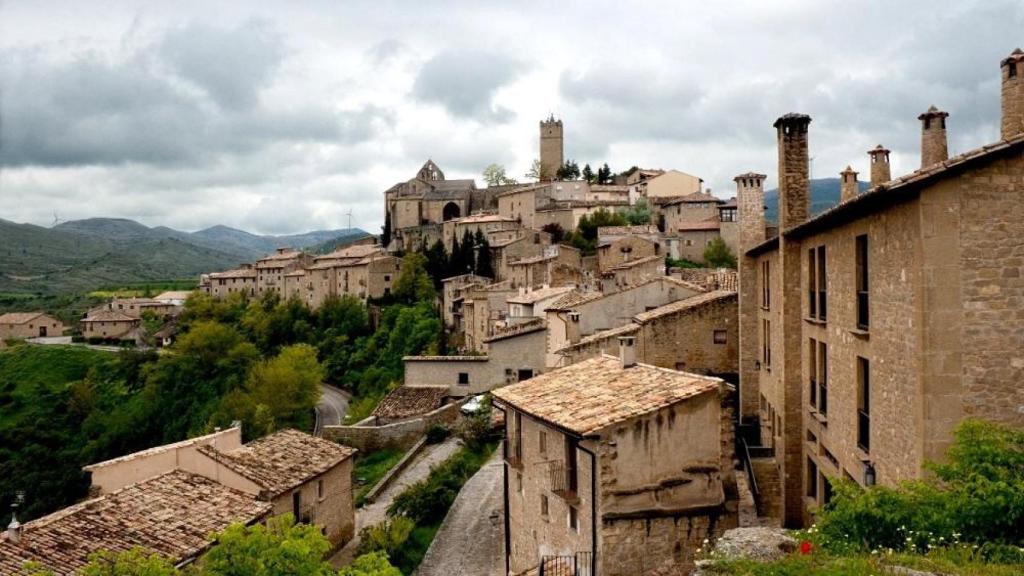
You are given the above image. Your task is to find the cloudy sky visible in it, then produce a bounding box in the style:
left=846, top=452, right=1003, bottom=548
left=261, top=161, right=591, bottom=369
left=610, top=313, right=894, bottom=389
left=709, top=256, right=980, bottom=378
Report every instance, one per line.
left=1, top=1, right=1022, bottom=235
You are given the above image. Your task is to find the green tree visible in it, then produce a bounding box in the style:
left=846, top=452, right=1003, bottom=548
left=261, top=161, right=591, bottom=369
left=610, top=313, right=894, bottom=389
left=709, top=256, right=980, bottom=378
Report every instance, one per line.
left=541, top=223, right=566, bottom=244
left=337, top=552, right=401, bottom=576
left=357, top=516, right=414, bottom=558
left=80, top=548, right=179, bottom=576
left=316, top=296, right=371, bottom=385
left=391, top=252, right=437, bottom=304
left=556, top=159, right=580, bottom=180
left=525, top=159, right=543, bottom=181
left=482, top=163, right=517, bottom=186
left=199, top=515, right=333, bottom=576
left=381, top=210, right=392, bottom=249
left=597, top=162, right=613, bottom=184
left=473, top=230, right=494, bottom=278
left=247, top=344, right=324, bottom=431
left=703, top=236, right=737, bottom=268
left=622, top=199, right=651, bottom=226
left=423, top=239, right=450, bottom=289
left=581, top=163, right=595, bottom=183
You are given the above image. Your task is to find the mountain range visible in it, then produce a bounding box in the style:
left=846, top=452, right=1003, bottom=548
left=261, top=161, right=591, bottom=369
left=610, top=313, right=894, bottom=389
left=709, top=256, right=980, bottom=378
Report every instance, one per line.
left=0, top=218, right=369, bottom=296
left=763, top=178, right=869, bottom=224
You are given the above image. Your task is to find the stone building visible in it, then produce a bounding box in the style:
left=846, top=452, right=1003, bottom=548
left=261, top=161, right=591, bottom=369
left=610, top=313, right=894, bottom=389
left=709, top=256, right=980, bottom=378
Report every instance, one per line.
left=491, top=231, right=554, bottom=282
left=441, top=213, right=520, bottom=251
left=202, top=266, right=257, bottom=298
left=0, top=312, right=64, bottom=340
left=540, top=115, right=564, bottom=181
left=81, top=310, right=141, bottom=341
left=255, top=248, right=312, bottom=296
left=555, top=290, right=738, bottom=378
left=738, top=49, right=1024, bottom=528
left=507, top=245, right=583, bottom=290
left=628, top=168, right=704, bottom=201
left=493, top=348, right=737, bottom=576
left=596, top=234, right=660, bottom=273
left=598, top=254, right=664, bottom=294
left=90, top=297, right=180, bottom=320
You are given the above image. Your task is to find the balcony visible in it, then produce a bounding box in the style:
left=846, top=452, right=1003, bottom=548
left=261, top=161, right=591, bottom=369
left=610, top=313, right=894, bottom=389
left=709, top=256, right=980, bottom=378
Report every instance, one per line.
left=546, top=460, right=579, bottom=501
left=505, top=443, right=524, bottom=469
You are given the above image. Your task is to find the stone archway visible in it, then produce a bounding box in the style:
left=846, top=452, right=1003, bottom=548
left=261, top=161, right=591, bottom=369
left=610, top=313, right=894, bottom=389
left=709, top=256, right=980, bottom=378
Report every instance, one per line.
left=442, top=202, right=462, bottom=221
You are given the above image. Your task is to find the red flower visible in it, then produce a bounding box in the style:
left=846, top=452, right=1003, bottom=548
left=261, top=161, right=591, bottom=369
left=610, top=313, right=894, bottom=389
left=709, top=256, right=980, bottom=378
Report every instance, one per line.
left=800, top=540, right=813, bottom=555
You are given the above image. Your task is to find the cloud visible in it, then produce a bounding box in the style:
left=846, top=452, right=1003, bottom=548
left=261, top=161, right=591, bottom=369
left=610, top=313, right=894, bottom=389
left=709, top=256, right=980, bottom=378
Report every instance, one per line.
left=412, top=49, right=527, bottom=123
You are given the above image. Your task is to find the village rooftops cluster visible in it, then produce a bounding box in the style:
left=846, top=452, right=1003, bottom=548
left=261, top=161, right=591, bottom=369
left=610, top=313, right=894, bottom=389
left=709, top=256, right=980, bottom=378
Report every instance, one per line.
left=0, top=470, right=271, bottom=575
left=493, top=354, right=722, bottom=436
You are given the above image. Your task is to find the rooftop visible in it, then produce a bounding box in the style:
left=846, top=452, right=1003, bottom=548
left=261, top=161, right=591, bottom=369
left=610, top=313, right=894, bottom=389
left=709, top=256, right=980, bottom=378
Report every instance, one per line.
left=208, top=267, right=257, bottom=279
left=82, top=310, right=139, bottom=323
left=197, top=429, right=356, bottom=497
left=454, top=213, right=516, bottom=224
left=597, top=225, right=661, bottom=237
left=545, top=290, right=603, bottom=311
left=506, top=285, right=575, bottom=305
left=373, top=386, right=449, bottom=420
left=403, top=355, right=490, bottom=362
left=482, top=318, right=546, bottom=343
left=316, top=244, right=384, bottom=261
left=153, top=291, right=193, bottom=301
left=632, top=290, right=736, bottom=323
left=0, top=312, right=46, bottom=325
left=0, top=470, right=271, bottom=575
left=492, top=355, right=721, bottom=436
left=607, top=254, right=663, bottom=271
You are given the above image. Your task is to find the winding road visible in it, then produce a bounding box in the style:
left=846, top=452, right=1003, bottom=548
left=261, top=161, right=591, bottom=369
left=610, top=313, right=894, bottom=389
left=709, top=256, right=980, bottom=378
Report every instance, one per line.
left=315, top=384, right=351, bottom=436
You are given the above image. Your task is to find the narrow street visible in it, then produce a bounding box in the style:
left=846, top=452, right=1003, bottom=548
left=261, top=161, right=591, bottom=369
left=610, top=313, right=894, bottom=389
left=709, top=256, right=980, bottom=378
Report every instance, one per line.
left=329, top=438, right=462, bottom=567
left=415, top=448, right=505, bottom=576
left=314, top=384, right=350, bottom=436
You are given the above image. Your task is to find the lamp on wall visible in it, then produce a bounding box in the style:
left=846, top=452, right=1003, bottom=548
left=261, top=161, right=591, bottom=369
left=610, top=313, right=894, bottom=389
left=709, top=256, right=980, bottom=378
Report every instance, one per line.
left=863, top=462, right=876, bottom=487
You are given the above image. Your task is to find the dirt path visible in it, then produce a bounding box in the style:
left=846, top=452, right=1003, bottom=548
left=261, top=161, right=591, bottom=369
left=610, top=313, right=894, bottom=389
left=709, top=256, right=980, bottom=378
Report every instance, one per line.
left=329, top=438, right=462, bottom=567
left=415, top=447, right=505, bottom=576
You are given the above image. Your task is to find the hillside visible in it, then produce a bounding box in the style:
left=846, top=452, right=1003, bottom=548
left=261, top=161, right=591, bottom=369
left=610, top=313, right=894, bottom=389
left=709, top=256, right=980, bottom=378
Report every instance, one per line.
left=764, top=178, right=869, bottom=224
left=0, top=218, right=369, bottom=298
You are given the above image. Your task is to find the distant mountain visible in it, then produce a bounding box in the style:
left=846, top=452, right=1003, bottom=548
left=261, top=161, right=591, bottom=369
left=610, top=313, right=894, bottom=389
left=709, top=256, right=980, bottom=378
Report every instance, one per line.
left=0, top=218, right=369, bottom=296
left=764, top=178, right=869, bottom=224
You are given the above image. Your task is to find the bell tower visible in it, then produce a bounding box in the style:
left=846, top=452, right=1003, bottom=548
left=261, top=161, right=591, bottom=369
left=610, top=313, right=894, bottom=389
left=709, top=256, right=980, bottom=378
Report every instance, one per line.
left=539, top=115, right=564, bottom=181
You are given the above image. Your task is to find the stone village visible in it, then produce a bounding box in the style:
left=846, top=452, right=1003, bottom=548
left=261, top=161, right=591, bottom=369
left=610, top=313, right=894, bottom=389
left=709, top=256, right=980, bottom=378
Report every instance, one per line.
left=2, top=48, right=1023, bottom=575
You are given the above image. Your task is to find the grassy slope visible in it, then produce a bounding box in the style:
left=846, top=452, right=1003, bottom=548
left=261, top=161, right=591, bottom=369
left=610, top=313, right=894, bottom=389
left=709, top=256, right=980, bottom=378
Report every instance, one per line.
left=353, top=448, right=406, bottom=507
left=705, top=551, right=1022, bottom=576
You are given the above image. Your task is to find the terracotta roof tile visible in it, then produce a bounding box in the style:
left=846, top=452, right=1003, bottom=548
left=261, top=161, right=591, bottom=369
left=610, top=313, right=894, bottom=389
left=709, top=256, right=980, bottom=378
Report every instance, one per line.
left=197, top=430, right=356, bottom=497
left=632, top=290, right=736, bottom=323
left=545, top=290, right=603, bottom=311
left=483, top=318, right=546, bottom=342
left=82, top=310, right=139, bottom=323
left=507, top=285, right=575, bottom=304
left=493, top=356, right=721, bottom=436
left=0, top=470, right=270, bottom=575
left=373, top=386, right=448, bottom=420
left=0, top=312, right=46, bottom=325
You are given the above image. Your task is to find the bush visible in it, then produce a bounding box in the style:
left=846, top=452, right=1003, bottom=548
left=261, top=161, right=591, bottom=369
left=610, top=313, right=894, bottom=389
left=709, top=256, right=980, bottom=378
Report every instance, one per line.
left=425, top=423, right=450, bottom=444
left=387, top=442, right=496, bottom=524
left=357, top=516, right=414, bottom=557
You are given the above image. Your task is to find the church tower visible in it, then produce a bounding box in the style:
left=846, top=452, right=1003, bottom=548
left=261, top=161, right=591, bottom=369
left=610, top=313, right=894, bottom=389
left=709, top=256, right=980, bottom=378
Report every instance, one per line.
left=539, top=115, right=564, bottom=181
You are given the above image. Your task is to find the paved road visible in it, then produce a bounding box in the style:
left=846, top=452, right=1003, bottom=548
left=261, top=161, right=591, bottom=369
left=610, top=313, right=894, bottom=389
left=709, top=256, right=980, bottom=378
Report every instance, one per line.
left=416, top=447, right=505, bottom=576
left=330, top=438, right=462, bottom=567
left=315, top=384, right=351, bottom=436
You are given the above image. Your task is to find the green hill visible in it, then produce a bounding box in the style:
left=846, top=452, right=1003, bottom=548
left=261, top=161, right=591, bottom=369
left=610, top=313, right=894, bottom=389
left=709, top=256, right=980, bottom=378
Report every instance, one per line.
left=764, top=178, right=869, bottom=224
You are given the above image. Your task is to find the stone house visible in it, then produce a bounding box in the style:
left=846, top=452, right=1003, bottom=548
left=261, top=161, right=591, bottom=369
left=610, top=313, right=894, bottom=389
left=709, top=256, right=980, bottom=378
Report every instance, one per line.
left=457, top=281, right=517, bottom=352
left=493, top=346, right=737, bottom=576
left=83, top=427, right=357, bottom=550
left=555, top=290, right=738, bottom=378
left=491, top=231, right=553, bottom=282
left=93, top=298, right=180, bottom=320
left=441, top=213, right=520, bottom=251
left=0, top=312, right=65, bottom=340
left=596, top=234, right=660, bottom=273
left=442, top=273, right=492, bottom=327
left=533, top=199, right=631, bottom=233
left=675, top=218, right=723, bottom=262
left=627, top=168, right=704, bottom=202
left=597, top=255, right=665, bottom=295
left=507, top=245, right=583, bottom=290
left=202, top=266, right=257, bottom=299
left=659, top=191, right=725, bottom=232
left=81, top=310, right=141, bottom=341
left=506, top=285, right=576, bottom=323
left=738, top=49, right=1024, bottom=528
left=255, top=248, right=312, bottom=297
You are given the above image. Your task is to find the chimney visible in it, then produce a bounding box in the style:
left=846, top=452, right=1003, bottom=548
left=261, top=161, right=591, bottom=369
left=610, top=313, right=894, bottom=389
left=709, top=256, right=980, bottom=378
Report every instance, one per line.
left=773, top=113, right=812, bottom=229
left=565, top=311, right=581, bottom=345
left=618, top=335, right=636, bottom=368
left=868, top=145, right=891, bottom=187
left=6, top=514, right=21, bottom=545
left=734, top=172, right=767, bottom=251
left=1001, top=48, right=1024, bottom=140
left=918, top=105, right=949, bottom=168
left=840, top=166, right=860, bottom=202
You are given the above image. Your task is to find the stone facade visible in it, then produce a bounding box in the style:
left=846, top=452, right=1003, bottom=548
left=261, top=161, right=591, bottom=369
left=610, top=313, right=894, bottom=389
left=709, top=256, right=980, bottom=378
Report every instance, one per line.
left=0, top=312, right=65, bottom=340
left=735, top=173, right=766, bottom=420
left=840, top=166, right=859, bottom=203
left=540, top=116, right=564, bottom=181
left=597, top=235, right=659, bottom=273
left=868, top=145, right=891, bottom=187
left=1001, top=48, right=1024, bottom=140
left=919, top=106, right=949, bottom=168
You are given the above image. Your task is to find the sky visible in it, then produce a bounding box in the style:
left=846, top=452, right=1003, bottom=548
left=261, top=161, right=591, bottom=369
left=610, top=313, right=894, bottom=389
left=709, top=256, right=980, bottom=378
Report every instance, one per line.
left=1, top=0, right=1022, bottom=235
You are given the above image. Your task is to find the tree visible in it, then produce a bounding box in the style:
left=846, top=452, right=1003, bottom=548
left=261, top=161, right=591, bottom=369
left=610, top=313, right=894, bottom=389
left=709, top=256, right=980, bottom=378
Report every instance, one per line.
left=337, top=552, right=402, bottom=576
left=77, top=548, right=179, bottom=576
left=541, top=223, right=565, bottom=244
left=247, top=344, right=324, bottom=431
left=622, top=199, right=651, bottom=226
left=423, top=239, right=450, bottom=289
left=525, top=159, right=541, bottom=181
left=199, top=515, right=334, bottom=576
left=357, top=516, right=414, bottom=558
left=473, top=230, right=494, bottom=278
left=703, top=236, right=737, bottom=269
left=577, top=208, right=628, bottom=242
left=581, top=163, right=595, bottom=183
left=556, top=159, right=580, bottom=180
left=381, top=211, right=392, bottom=249
left=482, top=163, right=517, bottom=186
left=597, top=163, right=613, bottom=184
left=391, top=252, right=437, bottom=304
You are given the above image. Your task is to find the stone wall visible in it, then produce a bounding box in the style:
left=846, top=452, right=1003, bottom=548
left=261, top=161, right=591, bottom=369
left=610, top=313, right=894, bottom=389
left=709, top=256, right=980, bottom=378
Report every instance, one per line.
left=321, top=402, right=461, bottom=452
left=270, top=458, right=355, bottom=551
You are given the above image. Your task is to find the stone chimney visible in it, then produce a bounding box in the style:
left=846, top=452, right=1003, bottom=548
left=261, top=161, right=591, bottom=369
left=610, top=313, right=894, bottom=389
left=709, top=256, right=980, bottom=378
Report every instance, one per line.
left=868, top=145, right=891, bottom=187
left=773, top=113, right=812, bottom=229
left=1001, top=48, right=1024, bottom=140
left=918, top=105, right=949, bottom=168
left=6, top=514, right=21, bottom=545
left=618, top=335, right=636, bottom=368
left=565, top=311, right=581, bottom=345
left=735, top=172, right=767, bottom=250
left=840, top=166, right=859, bottom=202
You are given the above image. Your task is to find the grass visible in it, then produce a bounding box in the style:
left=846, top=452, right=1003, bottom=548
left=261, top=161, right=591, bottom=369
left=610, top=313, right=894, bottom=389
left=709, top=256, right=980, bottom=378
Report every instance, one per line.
left=89, top=280, right=197, bottom=298
left=703, top=548, right=1024, bottom=576
left=344, top=392, right=385, bottom=424
left=388, top=440, right=498, bottom=575
left=353, top=448, right=406, bottom=507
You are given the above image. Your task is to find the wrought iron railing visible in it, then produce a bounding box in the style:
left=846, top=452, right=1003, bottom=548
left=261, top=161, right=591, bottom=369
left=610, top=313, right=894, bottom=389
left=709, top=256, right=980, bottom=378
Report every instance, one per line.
left=547, top=460, right=578, bottom=500
left=739, top=437, right=760, bottom=504
left=539, top=552, right=595, bottom=576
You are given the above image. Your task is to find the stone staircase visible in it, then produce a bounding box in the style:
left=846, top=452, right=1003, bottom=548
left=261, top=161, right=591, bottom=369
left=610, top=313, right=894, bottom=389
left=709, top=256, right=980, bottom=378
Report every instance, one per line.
left=749, top=457, right=782, bottom=521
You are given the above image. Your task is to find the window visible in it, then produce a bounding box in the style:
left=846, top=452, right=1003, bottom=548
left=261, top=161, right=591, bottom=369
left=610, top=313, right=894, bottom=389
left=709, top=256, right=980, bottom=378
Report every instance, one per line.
left=518, top=368, right=534, bottom=381
left=857, top=357, right=870, bottom=452
left=818, top=342, right=828, bottom=416
left=856, top=235, right=869, bottom=330
left=384, top=275, right=391, bottom=282
left=568, top=506, right=579, bottom=532
left=458, top=372, right=470, bottom=385
left=317, top=479, right=324, bottom=500
left=807, top=458, right=818, bottom=499
left=541, top=494, right=549, bottom=516
left=1010, top=62, right=1018, bottom=78
left=720, top=207, right=737, bottom=222
left=808, top=338, right=818, bottom=407
left=762, top=319, right=771, bottom=369
left=512, top=411, right=523, bottom=465
left=713, top=329, right=727, bottom=344
left=822, top=473, right=833, bottom=505
left=761, top=260, right=771, bottom=309
left=564, top=436, right=579, bottom=495
left=539, top=430, right=547, bottom=454
left=808, top=246, right=827, bottom=320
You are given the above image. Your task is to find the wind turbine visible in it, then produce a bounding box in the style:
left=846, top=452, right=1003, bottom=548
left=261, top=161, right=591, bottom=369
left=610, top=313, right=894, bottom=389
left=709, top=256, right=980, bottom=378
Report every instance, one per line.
left=346, top=209, right=353, bottom=231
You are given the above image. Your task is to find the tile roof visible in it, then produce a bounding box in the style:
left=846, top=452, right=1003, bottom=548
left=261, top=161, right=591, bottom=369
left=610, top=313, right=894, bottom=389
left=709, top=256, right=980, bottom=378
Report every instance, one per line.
left=317, top=244, right=384, bottom=260
left=0, top=312, right=46, bottom=325
left=506, top=285, right=575, bottom=305
left=403, top=355, right=490, bottom=362
left=209, top=268, right=257, bottom=279
left=197, top=429, right=356, bottom=497
left=545, top=290, right=604, bottom=311
left=483, top=318, right=546, bottom=343
left=597, top=225, right=661, bottom=237
left=82, top=310, right=139, bottom=323
left=0, top=470, right=271, bottom=575
left=257, top=248, right=303, bottom=262
left=510, top=254, right=557, bottom=266
left=373, top=386, right=449, bottom=420
left=662, top=191, right=725, bottom=206
left=607, top=255, right=662, bottom=271
left=632, top=290, right=736, bottom=323
left=492, top=355, right=721, bottom=436
left=153, top=291, right=193, bottom=301
left=556, top=323, right=641, bottom=354
left=454, top=213, right=516, bottom=224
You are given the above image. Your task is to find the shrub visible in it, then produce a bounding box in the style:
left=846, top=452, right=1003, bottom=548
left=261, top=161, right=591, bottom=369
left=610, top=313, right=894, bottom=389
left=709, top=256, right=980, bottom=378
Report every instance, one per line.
left=357, top=516, right=414, bottom=558
left=425, top=424, right=449, bottom=444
